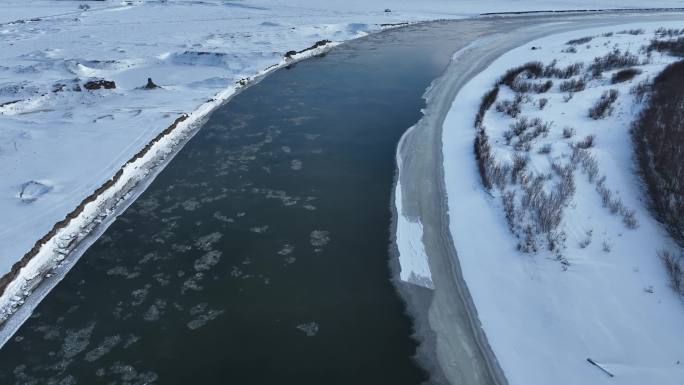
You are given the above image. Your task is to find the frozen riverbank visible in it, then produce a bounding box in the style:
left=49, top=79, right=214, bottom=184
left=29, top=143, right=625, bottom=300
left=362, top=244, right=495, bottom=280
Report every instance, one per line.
left=394, top=11, right=684, bottom=385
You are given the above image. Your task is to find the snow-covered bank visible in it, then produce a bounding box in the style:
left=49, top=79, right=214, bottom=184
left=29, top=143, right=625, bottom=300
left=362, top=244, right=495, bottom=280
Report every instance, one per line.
left=442, top=23, right=684, bottom=385
left=1, top=0, right=455, bottom=327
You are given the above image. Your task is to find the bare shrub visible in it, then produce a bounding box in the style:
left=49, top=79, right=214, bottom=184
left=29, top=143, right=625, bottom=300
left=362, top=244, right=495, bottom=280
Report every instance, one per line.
left=556, top=63, right=584, bottom=79
left=623, top=209, right=638, bottom=229
left=620, top=28, right=644, bottom=35
left=659, top=250, right=684, bottom=296
left=533, top=80, right=553, bottom=93
left=594, top=176, right=638, bottom=227
left=588, top=89, right=619, bottom=119
left=502, top=190, right=516, bottom=231
left=547, top=231, right=559, bottom=251
left=632, top=60, right=684, bottom=243
left=532, top=119, right=551, bottom=136
left=630, top=78, right=652, bottom=103
left=559, top=78, right=586, bottom=92
left=542, top=59, right=558, bottom=75
left=551, top=160, right=570, bottom=176
left=547, top=230, right=566, bottom=253
left=602, top=32, right=614, bottom=37
left=501, top=163, right=575, bottom=256
left=514, top=141, right=532, bottom=152
left=562, top=47, right=577, bottom=54
left=562, top=127, right=575, bottom=138
left=473, top=87, right=500, bottom=191
left=538, top=143, right=552, bottom=154
left=503, top=130, right=514, bottom=144
left=474, top=127, right=493, bottom=190
left=589, top=49, right=639, bottom=77
left=566, top=36, right=593, bottom=45
left=569, top=146, right=583, bottom=167
left=509, top=79, right=551, bottom=94
left=611, top=68, right=641, bottom=84
left=647, top=37, right=684, bottom=56
left=576, top=135, right=595, bottom=149
left=538, top=98, right=548, bottom=110
left=491, top=163, right=510, bottom=189
left=556, top=167, right=576, bottom=203
left=510, top=117, right=530, bottom=136
left=515, top=118, right=551, bottom=146
left=607, top=195, right=624, bottom=214
left=511, top=154, right=528, bottom=184
left=521, top=174, right=572, bottom=234
left=543, top=60, right=584, bottom=79
left=495, top=100, right=519, bottom=118
left=475, top=86, right=499, bottom=127
left=499, top=62, right=544, bottom=87
left=602, top=240, right=611, bottom=252
left=579, top=229, right=593, bottom=248
left=519, top=225, right=538, bottom=253
left=509, top=79, right=532, bottom=93
left=580, top=151, right=599, bottom=182
left=655, top=27, right=684, bottom=37
left=495, top=94, right=523, bottom=118
left=596, top=176, right=615, bottom=209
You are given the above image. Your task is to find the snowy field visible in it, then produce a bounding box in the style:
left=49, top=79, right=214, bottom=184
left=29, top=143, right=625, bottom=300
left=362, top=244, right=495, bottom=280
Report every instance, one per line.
left=443, top=22, right=684, bottom=384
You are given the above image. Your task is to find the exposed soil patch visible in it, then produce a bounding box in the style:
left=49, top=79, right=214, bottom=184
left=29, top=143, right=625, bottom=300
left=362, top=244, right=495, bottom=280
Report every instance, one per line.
left=284, top=40, right=332, bottom=59
left=83, top=79, right=116, bottom=90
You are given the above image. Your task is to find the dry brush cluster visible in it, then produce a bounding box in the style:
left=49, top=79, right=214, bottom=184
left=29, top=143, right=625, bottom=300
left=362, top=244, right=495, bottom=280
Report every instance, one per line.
left=659, top=250, right=684, bottom=296
left=475, top=27, right=684, bottom=290
left=472, top=40, right=651, bottom=266
left=632, top=60, right=684, bottom=245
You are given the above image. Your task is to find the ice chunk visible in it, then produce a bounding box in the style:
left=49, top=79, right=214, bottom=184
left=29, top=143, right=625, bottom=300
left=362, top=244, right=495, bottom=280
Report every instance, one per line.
left=296, top=322, right=319, bottom=337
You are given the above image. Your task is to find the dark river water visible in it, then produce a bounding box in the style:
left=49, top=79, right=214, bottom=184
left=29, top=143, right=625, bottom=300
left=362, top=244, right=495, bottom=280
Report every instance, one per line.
left=0, top=22, right=466, bottom=385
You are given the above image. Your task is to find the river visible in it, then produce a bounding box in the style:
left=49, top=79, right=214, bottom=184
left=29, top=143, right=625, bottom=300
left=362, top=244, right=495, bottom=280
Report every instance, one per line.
left=0, top=21, right=469, bottom=385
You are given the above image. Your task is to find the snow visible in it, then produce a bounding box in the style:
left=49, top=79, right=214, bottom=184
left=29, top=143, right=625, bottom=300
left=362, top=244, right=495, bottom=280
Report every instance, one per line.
left=443, top=23, right=684, bottom=385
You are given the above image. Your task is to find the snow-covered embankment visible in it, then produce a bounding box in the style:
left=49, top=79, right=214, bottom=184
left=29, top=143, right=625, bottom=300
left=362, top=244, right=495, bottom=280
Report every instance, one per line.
left=442, top=22, right=684, bottom=385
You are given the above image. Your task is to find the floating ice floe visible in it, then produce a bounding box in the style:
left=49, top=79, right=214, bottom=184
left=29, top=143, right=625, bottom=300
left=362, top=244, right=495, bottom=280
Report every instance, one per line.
left=296, top=322, right=319, bottom=337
